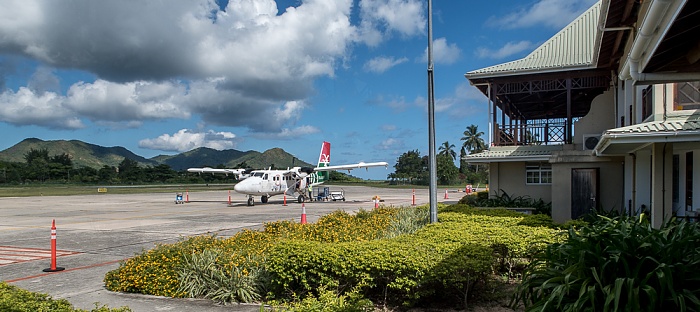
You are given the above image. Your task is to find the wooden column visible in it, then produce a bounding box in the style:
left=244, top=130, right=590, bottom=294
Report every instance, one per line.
left=566, top=78, right=572, bottom=144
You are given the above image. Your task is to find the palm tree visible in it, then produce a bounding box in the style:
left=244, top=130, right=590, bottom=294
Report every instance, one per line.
left=438, top=141, right=456, bottom=161
left=460, top=124, right=486, bottom=154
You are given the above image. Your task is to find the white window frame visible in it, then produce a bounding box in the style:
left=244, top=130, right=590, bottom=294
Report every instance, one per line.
left=526, top=164, right=552, bottom=185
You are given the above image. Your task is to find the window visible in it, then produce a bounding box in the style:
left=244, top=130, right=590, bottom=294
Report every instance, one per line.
left=674, top=81, right=700, bottom=111
left=526, top=164, right=552, bottom=185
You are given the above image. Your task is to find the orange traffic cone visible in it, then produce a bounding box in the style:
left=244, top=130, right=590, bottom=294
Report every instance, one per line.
left=283, top=193, right=287, bottom=206
left=444, top=189, right=449, bottom=199
left=300, top=203, right=307, bottom=224
left=43, top=219, right=65, bottom=272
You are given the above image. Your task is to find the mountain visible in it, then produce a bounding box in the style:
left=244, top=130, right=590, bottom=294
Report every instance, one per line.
left=0, top=138, right=312, bottom=171
left=0, top=138, right=157, bottom=169
left=155, top=147, right=312, bottom=171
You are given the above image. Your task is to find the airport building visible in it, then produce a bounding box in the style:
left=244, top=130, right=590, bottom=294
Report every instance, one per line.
left=465, top=0, right=700, bottom=227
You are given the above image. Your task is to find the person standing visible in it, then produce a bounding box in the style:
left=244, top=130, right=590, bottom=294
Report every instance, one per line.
left=307, top=182, right=313, bottom=201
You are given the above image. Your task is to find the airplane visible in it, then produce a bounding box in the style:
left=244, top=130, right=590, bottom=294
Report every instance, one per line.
left=187, top=141, right=388, bottom=206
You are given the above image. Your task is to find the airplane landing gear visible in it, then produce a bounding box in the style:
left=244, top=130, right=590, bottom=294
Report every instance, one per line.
left=297, top=195, right=305, bottom=203
left=261, top=195, right=268, bottom=203
left=247, top=196, right=255, bottom=206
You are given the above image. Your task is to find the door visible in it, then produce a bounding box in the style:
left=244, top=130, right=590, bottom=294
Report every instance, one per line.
left=572, top=168, right=599, bottom=219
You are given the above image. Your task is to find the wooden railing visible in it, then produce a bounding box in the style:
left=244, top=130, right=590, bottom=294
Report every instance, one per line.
left=494, top=119, right=569, bottom=146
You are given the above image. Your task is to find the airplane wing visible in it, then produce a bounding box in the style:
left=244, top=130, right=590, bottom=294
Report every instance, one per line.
left=314, top=162, right=389, bottom=172
left=187, top=167, right=247, bottom=177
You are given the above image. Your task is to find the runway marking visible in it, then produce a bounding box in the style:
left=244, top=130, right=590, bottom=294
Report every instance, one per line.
left=0, top=246, right=80, bottom=266
left=5, top=259, right=124, bottom=283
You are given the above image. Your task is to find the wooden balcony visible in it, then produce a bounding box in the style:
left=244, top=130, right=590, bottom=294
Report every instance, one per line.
left=494, top=118, right=573, bottom=146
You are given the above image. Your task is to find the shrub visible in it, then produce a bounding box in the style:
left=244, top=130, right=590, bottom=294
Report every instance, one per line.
left=104, top=235, right=222, bottom=297
left=104, top=205, right=562, bottom=309
left=380, top=205, right=429, bottom=238
left=0, top=282, right=130, bottom=312
left=514, top=215, right=700, bottom=311
left=458, top=190, right=552, bottom=216
left=264, top=238, right=493, bottom=307
left=105, top=208, right=399, bottom=298
left=177, top=249, right=262, bottom=303
left=517, top=214, right=555, bottom=228
left=267, top=285, right=374, bottom=312
left=265, top=212, right=562, bottom=308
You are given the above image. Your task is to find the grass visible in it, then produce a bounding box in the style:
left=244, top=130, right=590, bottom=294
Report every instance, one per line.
left=0, top=181, right=478, bottom=197
left=0, top=184, right=236, bottom=197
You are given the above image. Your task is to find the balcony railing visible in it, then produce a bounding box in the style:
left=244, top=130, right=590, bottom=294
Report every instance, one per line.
left=494, top=119, right=572, bottom=146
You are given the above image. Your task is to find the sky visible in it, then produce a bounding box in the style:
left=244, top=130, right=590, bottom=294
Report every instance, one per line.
left=0, top=0, right=598, bottom=179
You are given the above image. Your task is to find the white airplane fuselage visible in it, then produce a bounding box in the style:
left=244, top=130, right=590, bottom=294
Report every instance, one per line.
left=233, top=168, right=321, bottom=205
left=188, top=141, right=387, bottom=206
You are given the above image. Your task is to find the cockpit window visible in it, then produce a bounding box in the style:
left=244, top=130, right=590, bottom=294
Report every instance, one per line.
left=253, top=172, right=264, bottom=177
left=263, top=174, right=268, bottom=180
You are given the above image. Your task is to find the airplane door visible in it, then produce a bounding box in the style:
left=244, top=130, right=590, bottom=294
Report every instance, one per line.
left=261, top=174, right=271, bottom=192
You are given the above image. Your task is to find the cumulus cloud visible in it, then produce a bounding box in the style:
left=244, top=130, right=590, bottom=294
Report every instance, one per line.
left=357, top=0, right=425, bottom=46
left=66, top=79, right=190, bottom=122
left=433, top=83, right=488, bottom=118
left=488, top=0, right=598, bottom=29
left=250, top=125, right=320, bottom=140
left=420, top=37, right=461, bottom=64
left=475, top=41, right=537, bottom=59
left=375, top=138, right=405, bottom=151
left=364, top=56, right=408, bottom=73
left=0, top=0, right=429, bottom=136
left=139, top=129, right=239, bottom=152
left=0, top=87, right=84, bottom=129
left=27, top=67, right=60, bottom=94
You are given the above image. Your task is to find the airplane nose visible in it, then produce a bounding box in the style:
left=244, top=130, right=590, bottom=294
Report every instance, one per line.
left=234, top=182, right=244, bottom=192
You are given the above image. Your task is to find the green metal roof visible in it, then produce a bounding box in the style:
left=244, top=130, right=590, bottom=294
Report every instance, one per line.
left=605, top=116, right=700, bottom=134
left=466, top=1, right=601, bottom=79
left=595, top=113, right=700, bottom=155
left=465, top=145, right=564, bottom=163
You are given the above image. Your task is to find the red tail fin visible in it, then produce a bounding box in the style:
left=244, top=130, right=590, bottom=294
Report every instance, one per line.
left=318, top=141, right=330, bottom=166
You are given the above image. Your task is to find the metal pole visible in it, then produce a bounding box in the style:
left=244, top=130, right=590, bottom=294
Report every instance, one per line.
left=427, top=0, right=437, bottom=223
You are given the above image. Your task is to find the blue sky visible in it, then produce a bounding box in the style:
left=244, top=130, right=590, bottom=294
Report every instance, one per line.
left=0, top=0, right=597, bottom=179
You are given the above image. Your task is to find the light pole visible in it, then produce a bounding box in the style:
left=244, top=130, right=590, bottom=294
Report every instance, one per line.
left=427, top=0, right=437, bottom=223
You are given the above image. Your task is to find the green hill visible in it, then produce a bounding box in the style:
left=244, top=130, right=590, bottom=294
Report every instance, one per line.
left=0, top=138, right=311, bottom=171
left=0, top=138, right=157, bottom=169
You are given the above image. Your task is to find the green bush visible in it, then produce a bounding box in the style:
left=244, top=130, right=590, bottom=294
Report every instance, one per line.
left=104, top=205, right=562, bottom=309
left=177, top=249, right=262, bottom=303
left=267, top=285, right=374, bottom=312
left=0, top=282, right=130, bottom=312
left=514, top=215, right=700, bottom=311
left=517, top=214, right=554, bottom=228
left=264, top=238, right=493, bottom=307
left=380, top=205, right=429, bottom=238
left=458, top=190, right=552, bottom=215
left=265, top=212, right=562, bottom=307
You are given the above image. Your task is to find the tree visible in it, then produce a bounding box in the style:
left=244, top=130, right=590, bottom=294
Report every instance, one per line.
left=391, top=150, right=426, bottom=183
left=118, top=158, right=143, bottom=182
left=436, top=153, right=458, bottom=185
left=459, top=147, right=468, bottom=174
left=98, top=165, right=118, bottom=183
left=24, top=148, right=50, bottom=182
left=460, top=124, right=486, bottom=155
left=438, top=141, right=456, bottom=162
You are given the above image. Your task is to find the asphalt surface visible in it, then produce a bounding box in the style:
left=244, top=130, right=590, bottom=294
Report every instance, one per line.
left=0, top=185, right=461, bottom=311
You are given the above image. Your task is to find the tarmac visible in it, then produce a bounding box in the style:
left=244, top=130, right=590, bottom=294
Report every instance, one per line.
left=0, top=185, right=462, bottom=311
